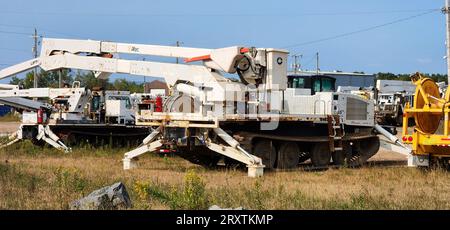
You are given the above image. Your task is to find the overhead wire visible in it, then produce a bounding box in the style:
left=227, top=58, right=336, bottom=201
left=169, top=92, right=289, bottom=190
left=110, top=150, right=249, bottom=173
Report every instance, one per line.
left=0, top=8, right=439, bottom=17
left=282, top=9, right=440, bottom=50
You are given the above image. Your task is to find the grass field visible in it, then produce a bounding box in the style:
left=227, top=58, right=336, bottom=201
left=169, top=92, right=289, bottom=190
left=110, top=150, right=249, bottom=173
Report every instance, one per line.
left=0, top=114, right=21, bottom=122
left=0, top=140, right=449, bottom=210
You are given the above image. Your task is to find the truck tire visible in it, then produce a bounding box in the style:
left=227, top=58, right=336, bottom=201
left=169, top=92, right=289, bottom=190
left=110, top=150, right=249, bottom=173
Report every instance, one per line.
left=332, top=151, right=346, bottom=166
left=332, top=141, right=350, bottom=166
left=276, top=142, right=300, bottom=169
left=177, top=147, right=220, bottom=168
left=253, top=140, right=276, bottom=169
left=310, top=142, right=331, bottom=168
left=347, top=137, right=380, bottom=167
left=298, top=152, right=311, bottom=163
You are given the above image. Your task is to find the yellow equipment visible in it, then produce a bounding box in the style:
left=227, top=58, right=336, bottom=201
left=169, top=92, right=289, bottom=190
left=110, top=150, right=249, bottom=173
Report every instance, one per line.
left=402, top=72, right=450, bottom=167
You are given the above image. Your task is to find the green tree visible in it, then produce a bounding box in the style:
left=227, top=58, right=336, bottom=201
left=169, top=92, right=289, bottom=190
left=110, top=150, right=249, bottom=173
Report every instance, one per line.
left=376, top=72, right=398, bottom=80
left=73, top=71, right=110, bottom=89
left=376, top=72, right=448, bottom=84
left=9, top=69, right=72, bottom=88
left=111, top=78, right=144, bottom=93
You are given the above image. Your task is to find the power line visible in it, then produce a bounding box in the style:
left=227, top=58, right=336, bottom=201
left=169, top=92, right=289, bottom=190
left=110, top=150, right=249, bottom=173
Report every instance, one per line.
left=0, top=9, right=439, bottom=17
left=0, top=23, right=82, bottom=38
left=282, top=9, right=440, bottom=49
left=0, top=47, right=30, bottom=53
left=0, top=30, right=30, bottom=36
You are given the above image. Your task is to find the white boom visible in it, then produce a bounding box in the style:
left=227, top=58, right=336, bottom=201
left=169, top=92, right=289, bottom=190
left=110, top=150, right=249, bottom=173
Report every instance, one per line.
left=0, top=38, right=281, bottom=177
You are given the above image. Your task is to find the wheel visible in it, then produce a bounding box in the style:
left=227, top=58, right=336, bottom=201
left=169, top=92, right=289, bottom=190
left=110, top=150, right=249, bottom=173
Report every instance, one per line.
left=298, top=152, right=311, bottom=163
left=430, top=157, right=450, bottom=170
left=253, top=140, right=276, bottom=169
left=310, top=142, right=331, bottom=168
left=276, top=142, right=300, bottom=169
left=297, top=143, right=311, bottom=163
left=177, top=147, right=221, bottom=168
left=331, top=151, right=345, bottom=166
left=347, top=137, right=380, bottom=167
left=332, top=142, right=350, bottom=166
left=396, top=108, right=403, bottom=127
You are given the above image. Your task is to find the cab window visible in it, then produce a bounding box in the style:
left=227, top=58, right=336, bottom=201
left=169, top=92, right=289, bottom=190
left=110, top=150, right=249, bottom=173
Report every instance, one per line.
left=292, top=77, right=305, bottom=88
left=321, top=78, right=334, bottom=92
left=313, top=79, right=321, bottom=93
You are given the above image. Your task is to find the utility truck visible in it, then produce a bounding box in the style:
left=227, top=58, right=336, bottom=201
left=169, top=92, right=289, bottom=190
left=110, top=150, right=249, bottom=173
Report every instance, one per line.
left=0, top=38, right=381, bottom=176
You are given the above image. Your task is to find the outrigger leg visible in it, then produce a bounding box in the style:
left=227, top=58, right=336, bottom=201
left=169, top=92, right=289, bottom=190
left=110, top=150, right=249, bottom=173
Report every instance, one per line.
left=0, top=126, right=22, bottom=149
left=123, top=127, right=162, bottom=170
left=37, top=125, right=71, bottom=152
left=207, top=128, right=264, bottom=177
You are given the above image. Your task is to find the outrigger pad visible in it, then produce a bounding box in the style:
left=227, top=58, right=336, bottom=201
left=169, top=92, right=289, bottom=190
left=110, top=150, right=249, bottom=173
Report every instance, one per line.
left=247, top=165, right=264, bottom=177
left=123, top=158, right=138, bottom=170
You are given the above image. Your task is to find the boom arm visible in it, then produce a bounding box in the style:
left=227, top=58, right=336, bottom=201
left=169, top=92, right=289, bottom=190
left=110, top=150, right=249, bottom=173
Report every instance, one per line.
left=0, top=38, right=288, bottom=103
left=40, top=38, right=247, bottom=73
left=0, top=58, right=40, bottom=81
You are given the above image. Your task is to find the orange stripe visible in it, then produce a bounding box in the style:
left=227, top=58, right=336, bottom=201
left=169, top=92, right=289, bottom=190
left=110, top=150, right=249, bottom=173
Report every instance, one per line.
left=184, top=54, right=211, bottom=63
left=184, top=47, right=249, bottom=63
left=240, top=47, right=249, bottom=53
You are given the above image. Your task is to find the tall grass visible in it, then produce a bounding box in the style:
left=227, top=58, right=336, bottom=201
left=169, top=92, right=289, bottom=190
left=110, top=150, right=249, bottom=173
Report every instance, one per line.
left=0, top=143, right=449, bottom=210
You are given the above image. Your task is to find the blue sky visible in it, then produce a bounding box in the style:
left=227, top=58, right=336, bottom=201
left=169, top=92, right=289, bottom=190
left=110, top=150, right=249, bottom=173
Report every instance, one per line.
left=0, top=0, right=447, bottom=83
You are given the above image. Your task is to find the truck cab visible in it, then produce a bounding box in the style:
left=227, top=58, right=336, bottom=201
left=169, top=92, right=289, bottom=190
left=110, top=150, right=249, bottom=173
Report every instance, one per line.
left=287, top=75, right=336, bottom=94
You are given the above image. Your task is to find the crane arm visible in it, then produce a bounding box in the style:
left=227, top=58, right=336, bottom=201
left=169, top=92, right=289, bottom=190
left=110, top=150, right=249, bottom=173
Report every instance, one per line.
left=0, top=38, right=288, bottom=101
left=41, top=38, right=247, bottom=73
left=0, top=58, right=40, bottom=81
left=39, top=53, right=229, bottom=86
left=41, top=38, right=212, bottom=58
left=0, top=87, right=86, bottom=99
left=1, top=38, right=248, bottom=85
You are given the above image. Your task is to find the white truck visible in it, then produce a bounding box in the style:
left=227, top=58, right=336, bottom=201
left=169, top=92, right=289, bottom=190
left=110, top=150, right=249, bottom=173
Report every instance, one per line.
left=375, top=80, right=415, bottom=126
left=0, top=82, right=151, bottom=151
left=0, top=38, right=382, bottom=177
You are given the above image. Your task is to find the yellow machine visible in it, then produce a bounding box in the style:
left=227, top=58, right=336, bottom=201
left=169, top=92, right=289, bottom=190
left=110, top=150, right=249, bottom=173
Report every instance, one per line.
left=402, top=73, right=450, bottom=167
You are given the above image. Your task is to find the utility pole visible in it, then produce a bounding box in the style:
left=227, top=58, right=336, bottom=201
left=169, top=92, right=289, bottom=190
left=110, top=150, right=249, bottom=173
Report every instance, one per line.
left=444, top=0, right=450, bottom=84
left=58, top=70, right=63, bottom=88
left=175, top=41, right=183, bottom=64
left=316, top=52, right=320, bottom=75
left=143, top=57, right=147, bottom=84
left=32, top=28, right=39, bottom=88
left=291, top=54, right=302, bottom=74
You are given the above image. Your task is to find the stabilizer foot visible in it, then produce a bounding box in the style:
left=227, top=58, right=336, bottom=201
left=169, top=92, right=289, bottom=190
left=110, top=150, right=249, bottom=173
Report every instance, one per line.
left=247, top=165, right=264, bottom=177
left=123, top=158, right=138, bottom=170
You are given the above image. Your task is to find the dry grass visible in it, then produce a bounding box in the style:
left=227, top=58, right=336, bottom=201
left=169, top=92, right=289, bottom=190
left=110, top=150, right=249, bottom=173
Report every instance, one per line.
left=0, top=141, right=449, bottom=210
left=0, top=114, right=20, bottom=122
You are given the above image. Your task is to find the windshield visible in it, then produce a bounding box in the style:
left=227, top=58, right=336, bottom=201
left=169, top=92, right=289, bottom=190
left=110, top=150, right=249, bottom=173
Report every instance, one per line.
left=292, top=77, right=305, bottom=88
left=321, top=78, right=334, bottom=92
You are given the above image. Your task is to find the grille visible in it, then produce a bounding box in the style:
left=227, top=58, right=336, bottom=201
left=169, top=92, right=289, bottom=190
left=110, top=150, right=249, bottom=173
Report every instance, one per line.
left=346, top=97, right=368, bottom=120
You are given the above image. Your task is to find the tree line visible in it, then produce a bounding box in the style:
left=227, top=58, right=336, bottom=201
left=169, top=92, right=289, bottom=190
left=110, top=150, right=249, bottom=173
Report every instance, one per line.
left=9, top=70, right=449, bottom=91
left=9, top=69, right=145, bottom=93
left=376, top=72, right=448, bottom=84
